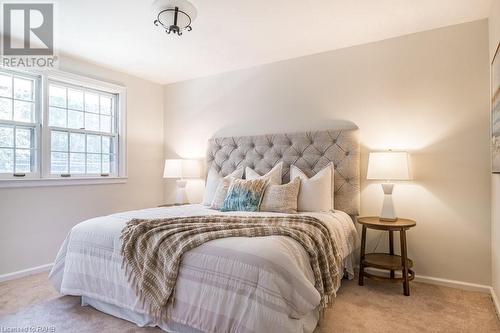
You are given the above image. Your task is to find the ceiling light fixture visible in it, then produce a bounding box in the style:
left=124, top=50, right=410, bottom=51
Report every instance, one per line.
left=152, top=0, right=197, bottom=36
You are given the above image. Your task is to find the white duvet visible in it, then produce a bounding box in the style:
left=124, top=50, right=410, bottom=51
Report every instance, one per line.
left=49, top=204, right=358, bottom=333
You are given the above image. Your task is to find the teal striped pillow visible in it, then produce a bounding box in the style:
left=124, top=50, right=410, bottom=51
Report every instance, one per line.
left=221, top=178, right=269, bottom=212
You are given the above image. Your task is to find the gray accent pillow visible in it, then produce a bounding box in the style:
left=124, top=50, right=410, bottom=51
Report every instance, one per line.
left=260, top=177, right=301, bottom=214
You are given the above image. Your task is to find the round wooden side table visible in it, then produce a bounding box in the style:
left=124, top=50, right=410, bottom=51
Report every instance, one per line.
left=357, top=216, right=417, bottom=296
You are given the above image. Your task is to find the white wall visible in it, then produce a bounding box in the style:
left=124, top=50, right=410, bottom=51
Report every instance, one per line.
left=0, top=56, right=165, bottom=275
left=490, top=0, right=500, bottom=302
left=164, top=20, right=491, bottom=285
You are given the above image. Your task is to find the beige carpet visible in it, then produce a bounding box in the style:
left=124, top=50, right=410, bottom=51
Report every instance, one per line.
left=0, top=272, right=499, bottom=332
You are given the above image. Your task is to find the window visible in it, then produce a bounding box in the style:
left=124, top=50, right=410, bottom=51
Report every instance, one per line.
left=0, top=70, right=39, bottom=177
left=0, top=68, right=126, bottom=186
left=48, top=82, right=117, bottom=176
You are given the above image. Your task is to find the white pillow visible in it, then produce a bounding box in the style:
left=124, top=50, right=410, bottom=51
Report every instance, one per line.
left=202, top=168, right=244, bottom=206
left=290, top=163, right=334, bottom=212
left=245, top=162, right=283, bottom=185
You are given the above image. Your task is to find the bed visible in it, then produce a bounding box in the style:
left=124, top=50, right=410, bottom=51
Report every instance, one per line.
left=49, top=129, right=360, bottom=333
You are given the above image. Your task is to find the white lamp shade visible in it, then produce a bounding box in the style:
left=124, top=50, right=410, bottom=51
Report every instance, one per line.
left=181, top=159, right=201, bottom=178
left=367, top=152, right=411, bottom=180
left=163, top=159, right=182, bottom=178
left=163, top=159, right=201, bottom=179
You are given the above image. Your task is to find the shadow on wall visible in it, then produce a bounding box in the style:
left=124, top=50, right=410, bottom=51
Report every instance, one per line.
left=359, top=111, right=490, bottom=276
left=164, top=117, right=360, bottom=168
left=211, top=118, right=359, bottom=138
left=169, top=112, right=488, bottom=227
left=359, top=108, right=489, bottom=219
left=165, top=118, right=360, bottom=204
left=358, top=114, right=490, bottom=280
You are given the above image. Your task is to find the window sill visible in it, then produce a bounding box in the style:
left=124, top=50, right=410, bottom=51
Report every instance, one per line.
left=0, top=176, right=128, bottom=189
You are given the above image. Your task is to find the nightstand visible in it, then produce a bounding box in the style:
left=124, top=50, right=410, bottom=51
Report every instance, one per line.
left=157, top=203, right=183, bottom=207
left=357, top=216, right=416, bottom=296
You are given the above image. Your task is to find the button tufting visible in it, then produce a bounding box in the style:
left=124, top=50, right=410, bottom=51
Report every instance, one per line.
left=208, top=131, right=358, bottom=215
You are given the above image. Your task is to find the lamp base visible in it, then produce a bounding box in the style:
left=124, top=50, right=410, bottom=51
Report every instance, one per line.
left=175, top=179, right=189, bottom=205
left=379, top=216, right=398, bottom=222
left=379, top=183, right=397, bottom=222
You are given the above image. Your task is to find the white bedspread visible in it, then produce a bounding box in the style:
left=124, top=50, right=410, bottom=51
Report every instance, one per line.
left=49, top=204, right=358, bottom=333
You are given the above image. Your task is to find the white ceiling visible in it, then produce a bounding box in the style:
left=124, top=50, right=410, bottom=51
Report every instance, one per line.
left=18, top=0, right=494, bottom=84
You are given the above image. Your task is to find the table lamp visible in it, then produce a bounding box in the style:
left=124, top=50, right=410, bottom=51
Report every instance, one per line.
left=367, top=151, right=411, bottom=221
left=163, top=159, right=201, bottom=204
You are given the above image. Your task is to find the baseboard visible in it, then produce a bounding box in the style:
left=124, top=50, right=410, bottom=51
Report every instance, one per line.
left=490, top=287, right=500, bottom=318
left=363, top=267, right=491, bottom=293
left=0, top=263, right=53, bottom=283
left=414, top=274, right=491, bottom=293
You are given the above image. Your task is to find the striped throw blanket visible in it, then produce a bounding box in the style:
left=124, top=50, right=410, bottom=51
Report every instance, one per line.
left=120, top=215, right=342, bottom=318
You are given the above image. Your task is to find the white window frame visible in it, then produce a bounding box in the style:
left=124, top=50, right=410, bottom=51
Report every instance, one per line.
left=0, top=68, right=41, bottom=180
left=0, top=68, right=127, bottom=188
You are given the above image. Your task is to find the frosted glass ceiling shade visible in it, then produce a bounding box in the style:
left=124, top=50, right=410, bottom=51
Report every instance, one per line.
left=152, top=0, right=197, bottom=21
left=158, top=10, right=191, bottom=29
left=152, top=0, right=197, bottom=35
left=367, top=152, right=411, bottom=181
left=163, top=159, right=201, bottom=178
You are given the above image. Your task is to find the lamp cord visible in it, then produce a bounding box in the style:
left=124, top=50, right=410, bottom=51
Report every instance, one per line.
left=372, top=231, right=384, bottom=252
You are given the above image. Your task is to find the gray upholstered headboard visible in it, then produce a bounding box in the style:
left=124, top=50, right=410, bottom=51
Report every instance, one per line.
left=206, top=129, right=360, bottom=215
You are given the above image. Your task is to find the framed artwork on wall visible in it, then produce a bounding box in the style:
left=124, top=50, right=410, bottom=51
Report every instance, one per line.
left=492, top=42, right=500, bottom=173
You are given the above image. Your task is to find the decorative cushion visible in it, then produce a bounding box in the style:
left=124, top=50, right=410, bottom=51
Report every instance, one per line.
left=203, top=168, right=244, bottom=206
left=220, top=178, right=269, bottom=212
left=290, top=163, right=334, bottom=212
left=245, top=162, right=282, bottom=185
left=210, top=177, right=233, bottom=210
left=260, top=177, right=301, bottom=214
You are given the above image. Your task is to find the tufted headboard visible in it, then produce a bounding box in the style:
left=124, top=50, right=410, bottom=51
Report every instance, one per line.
left=206, top=129, right=360, bottom=215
